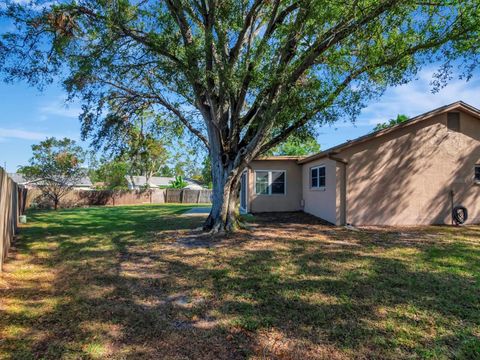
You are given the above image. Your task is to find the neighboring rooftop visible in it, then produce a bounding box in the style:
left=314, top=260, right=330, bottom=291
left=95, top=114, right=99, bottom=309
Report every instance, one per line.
left=8, top=173, right=27, bottom=184
left=8, top=173, right=93, bottom=187
left=126, top=176, right=202, bottom=188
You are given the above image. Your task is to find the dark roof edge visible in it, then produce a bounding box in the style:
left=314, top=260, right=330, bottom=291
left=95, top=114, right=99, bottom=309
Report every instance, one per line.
left=298, top=101, right=480, bottom=165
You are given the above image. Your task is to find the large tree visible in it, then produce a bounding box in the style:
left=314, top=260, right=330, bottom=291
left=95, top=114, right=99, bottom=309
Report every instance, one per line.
left=1, top=1, right=479, bottom=231
left=373, top=114, right=409, bottom=131
left=126, top=134, right=169, bottom=188
left=266, top=131, right=321, bottom=156
left=90, top=158, right=129, bottom=190
left=19, top=137, right=86, bottom=210
left=89, top=109, right=174, bottom=187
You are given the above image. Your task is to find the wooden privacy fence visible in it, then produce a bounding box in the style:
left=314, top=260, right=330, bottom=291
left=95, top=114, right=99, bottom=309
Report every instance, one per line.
left=165, top=189, right=212, bottom=204
left=27, top=188, right=213, bottom=209
left=0, top=167, right=28, bottom=271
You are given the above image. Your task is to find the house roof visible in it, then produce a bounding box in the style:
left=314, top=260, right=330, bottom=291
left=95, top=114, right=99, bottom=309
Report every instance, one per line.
left=8, top=173, right=92, bottom=187
left=126, top=175, right=201, bottom=187
left=127, top=175, right=174, bottom=187
left=8, top=173, right=28, bottom=184
left=255, top=156, right=305, bottom=161
left=72, top=176, right=93, bottom=187
left=297, top=101, right=480, bottom=165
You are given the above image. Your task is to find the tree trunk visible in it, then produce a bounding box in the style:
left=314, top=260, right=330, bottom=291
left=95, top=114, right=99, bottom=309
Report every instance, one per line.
left=203, top=154, right=244, bottom=233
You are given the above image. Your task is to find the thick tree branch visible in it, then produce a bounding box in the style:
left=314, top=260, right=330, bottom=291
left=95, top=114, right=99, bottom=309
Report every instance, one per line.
left=228, top=0, right=264, bottom=65
left=96, top=77, right=210, bottom=148
left=287, top=0, right=401, bottom=85
left=259, top=29, right=472, bottom=154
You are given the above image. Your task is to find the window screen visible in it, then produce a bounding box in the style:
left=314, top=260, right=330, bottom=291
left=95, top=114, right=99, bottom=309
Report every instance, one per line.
left=318, top=167, right=326, bottom=187
left=447, top=112, right=460, bottom=132
left=255, top=171, right=269, bottom=195
left=311, top=166, right=326, bottom=188
left=271, top=171, right=285, bottom=194
left=311, top=168, right=318, bottom=187
left=255, top=171, right=286, bottom=195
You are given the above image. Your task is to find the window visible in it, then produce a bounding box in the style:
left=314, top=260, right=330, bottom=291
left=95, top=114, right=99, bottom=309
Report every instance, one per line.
left=475, top=165, right=480, bottom=183
left=255, top=171, right=269, bottom=195
left=271, top=171, right=285, bottom=194
left=255, top=170, right=286, bottom=195
left=447, top=112, right=460, bottom=132
left=310, top=165, right=326, bottom=189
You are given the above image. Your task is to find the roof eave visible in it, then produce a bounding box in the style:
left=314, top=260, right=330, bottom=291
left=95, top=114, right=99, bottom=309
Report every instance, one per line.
left=298, top=101, right=480, bottom=165
left=255, top=156, right=305, bottom=161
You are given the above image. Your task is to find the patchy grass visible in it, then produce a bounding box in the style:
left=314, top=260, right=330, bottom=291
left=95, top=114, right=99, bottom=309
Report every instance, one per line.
left=1, top=206, right=480, bottom=359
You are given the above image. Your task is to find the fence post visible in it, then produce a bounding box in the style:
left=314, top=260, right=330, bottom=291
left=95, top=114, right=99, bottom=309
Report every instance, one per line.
left=0, top=168, right=25, bottom=272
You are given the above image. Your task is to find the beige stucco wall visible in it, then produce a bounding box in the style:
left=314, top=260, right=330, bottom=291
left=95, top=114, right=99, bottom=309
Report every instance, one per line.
left=301, top=158, right=338, bottom=224
left=334, top=110, right=480, bottom=225
left=248, top=160, right=303, bottom=213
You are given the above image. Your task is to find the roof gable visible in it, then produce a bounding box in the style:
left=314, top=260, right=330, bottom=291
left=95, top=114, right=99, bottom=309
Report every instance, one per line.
left=298, top=101, right=480, bottom=164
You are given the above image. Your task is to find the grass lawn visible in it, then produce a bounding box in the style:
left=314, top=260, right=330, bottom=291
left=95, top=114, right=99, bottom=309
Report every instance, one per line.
left=1, top=205, right=479, bottom=359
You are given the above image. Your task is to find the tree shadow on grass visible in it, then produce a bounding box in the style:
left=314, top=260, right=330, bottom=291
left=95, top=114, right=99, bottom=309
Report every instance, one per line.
left=1, top=210, right=479, bottom=359
left=202, top=243, right=479, bottom=358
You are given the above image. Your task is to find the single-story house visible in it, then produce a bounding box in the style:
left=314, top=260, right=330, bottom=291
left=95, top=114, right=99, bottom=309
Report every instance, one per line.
left=241, top=101, right=480, bottom=226
left=126, top=175, right=204, bottom=190
left=8, top=173, right=93, bottom=190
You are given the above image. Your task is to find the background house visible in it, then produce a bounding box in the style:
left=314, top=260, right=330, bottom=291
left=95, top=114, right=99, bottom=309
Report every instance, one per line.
left=8, top=173, right=93, bottom=190
left=126, top=175, right=204, bottom=190
left=243, top=101, right=480, bottom=226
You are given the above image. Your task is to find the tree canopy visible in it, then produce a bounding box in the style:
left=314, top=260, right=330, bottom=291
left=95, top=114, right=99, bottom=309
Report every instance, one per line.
left=373, top=114, right=409, bottom=131
left=266, top=132, right=321, bottom=156
left=19, top=137, right=86, bottom=209
left=89, top=158, right=129, bottom=190
left=2, top=0, right=479, bottom=231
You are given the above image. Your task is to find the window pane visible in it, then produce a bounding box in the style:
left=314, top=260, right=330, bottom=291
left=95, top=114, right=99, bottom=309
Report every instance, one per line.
left=271, top=171, right=285, bottom=183
left=311, top=168, right=318, bottom=188
left=318, top=166, right=326, bottom=187
left=257, top=183, right=269, bottom=194
left=319, top=175, right=326, bottom=187
left=271, top=171, right=285, bottom=194
left=271, top=182, right=285, bottom=194
left=255, top=171, right=269, bottom=194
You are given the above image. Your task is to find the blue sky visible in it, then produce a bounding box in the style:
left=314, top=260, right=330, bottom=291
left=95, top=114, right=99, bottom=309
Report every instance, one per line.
left=1, top=67, right=480, bottom=172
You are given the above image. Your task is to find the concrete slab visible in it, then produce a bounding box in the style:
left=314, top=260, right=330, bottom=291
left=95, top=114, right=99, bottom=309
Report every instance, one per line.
left=182, top=207, right=211, bottom=217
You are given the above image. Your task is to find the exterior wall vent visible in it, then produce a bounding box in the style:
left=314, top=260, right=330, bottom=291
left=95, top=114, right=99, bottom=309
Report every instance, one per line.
left=447, top=112, right=460, bottom=132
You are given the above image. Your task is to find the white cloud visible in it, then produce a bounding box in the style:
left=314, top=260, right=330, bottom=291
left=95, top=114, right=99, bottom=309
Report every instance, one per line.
left=1, top=0, right=57, bottom=10
left=0, top=128, right=50, bottom=140
left=360, top=68, right=480, bottom=124
left=38, top=97, right=82, bottom=120
left=0, top=128, right=80, bottom=142
left=318, top=67, right=480, bottom=150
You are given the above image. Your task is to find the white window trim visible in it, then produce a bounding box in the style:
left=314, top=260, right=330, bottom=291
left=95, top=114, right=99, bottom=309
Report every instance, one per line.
left=240, top=170, right=249, bottom=213
left=475, top=165, right=480, bottom=184
left=254, top=170, right=287, bottom=196
left=310, top=165, right=326, bottom=190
